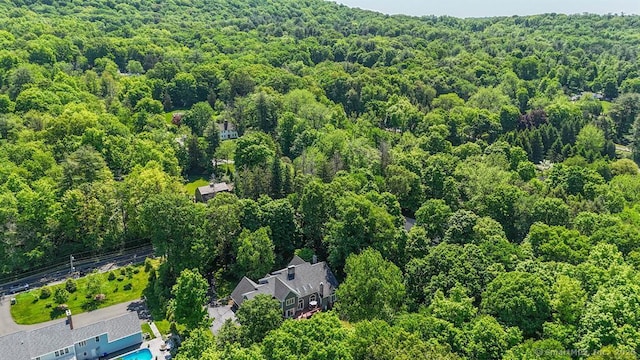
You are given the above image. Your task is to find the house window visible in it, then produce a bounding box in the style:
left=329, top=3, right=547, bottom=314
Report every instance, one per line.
left=78, top=340, right=87, bottom=347
left=95, top=336, right=100, bottom=342
left=285, top=308, right=295, bottom=318
left=309, top=294, right=316, bottom=303
left=298, top=298, right=304, bottom=310
left=55, top=351, right=59, bottom=357
left=65, top=348, right=69, bottom=354
left=35, top=358, right=40, bottom=360
left=285, top=297, right=295, bottom=306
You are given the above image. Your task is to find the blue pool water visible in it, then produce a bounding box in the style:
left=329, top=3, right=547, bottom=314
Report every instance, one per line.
left=120, top=348, right=153, bottom=360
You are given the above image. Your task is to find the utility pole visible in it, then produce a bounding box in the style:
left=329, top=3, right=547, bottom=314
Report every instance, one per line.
left=70, top=255, right=75, bottom=274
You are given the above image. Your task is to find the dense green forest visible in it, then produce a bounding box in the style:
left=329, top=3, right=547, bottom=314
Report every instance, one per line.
left=2, top=0, right=640, bottom=358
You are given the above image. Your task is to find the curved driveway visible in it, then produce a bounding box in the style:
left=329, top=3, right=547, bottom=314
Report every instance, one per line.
left=0, top=297, right=138, bottom=336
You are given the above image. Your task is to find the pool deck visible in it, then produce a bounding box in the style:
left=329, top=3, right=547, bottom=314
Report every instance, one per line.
left=143, top=336, right=171, bottom=360
left=102, top=333, right=170, bottom=360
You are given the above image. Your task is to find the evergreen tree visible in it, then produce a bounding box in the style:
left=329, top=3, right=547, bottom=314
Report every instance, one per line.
left=270, top=157, right=283, bottom=199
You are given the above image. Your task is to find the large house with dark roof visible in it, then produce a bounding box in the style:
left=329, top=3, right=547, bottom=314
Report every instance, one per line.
left=231, top=256, right=339, bottom=318
left=0, top=312, right=142, bottom=360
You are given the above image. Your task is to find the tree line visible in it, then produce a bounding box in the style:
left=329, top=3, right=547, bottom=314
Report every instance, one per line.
left=2, top=0, right=640, bottom=358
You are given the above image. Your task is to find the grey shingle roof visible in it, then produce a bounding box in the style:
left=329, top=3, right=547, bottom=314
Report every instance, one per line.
left=71, top=313, right=140, bottom=343
left=0, top=331, right=31, bottom=360
left=288, top=255, right=307, bottom=266
left=231, top=277, right=258, bottom=306
left=105, top=312, right=143, bottom=341
left=28, top=321, right=72, bottom=358
left=72, top=320, right=107, bottom=343
left=230, top=258, right=339, bottom=307
left=197, top=182, right=231, bottom=196
left=273, top=278, right=295, bottom=301
left=0, top=312, right=141, bottom=359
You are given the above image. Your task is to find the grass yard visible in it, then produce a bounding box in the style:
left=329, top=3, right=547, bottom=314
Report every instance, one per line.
left=164, top=108, right=189, bottom=124
left=11, top=261, right=156, bottom=325
left=141, top=322, right=156, bottom=340
left=154, top=319, right=171, bottom=336
left=184, top=176, right=209, bottom=194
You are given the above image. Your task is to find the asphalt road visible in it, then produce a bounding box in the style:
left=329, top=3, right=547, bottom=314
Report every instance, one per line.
left=0, top=245, right=154, bottom=296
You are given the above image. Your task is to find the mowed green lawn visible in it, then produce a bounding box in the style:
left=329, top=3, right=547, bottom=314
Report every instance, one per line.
left=184, top=177, right=209, bottom=194
left=141, top=322, right=156, bottom=340
left=11, top=262, right=156, bottom=325
left=164, top=108, right=189, bottom=124
left=154, top=319, right=172, bottom=336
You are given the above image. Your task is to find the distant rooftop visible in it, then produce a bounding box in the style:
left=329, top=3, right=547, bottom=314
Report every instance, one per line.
left=197, top=182, right=232, bottom=196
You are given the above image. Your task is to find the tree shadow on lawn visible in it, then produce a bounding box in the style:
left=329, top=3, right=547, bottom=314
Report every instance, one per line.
left=49, top=306, right=67, bottom=320
left=82, top=300, right=100, bottom=312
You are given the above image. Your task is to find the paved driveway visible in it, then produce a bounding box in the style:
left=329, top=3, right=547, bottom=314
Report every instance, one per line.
left=0, top=295, right=30, bottom=335
left=0, top=297, right=142, bottom=336
left=208, top=305, right=235, bottom=334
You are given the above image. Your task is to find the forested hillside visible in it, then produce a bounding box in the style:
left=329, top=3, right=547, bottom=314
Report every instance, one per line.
left=2, top=0, right=640, bottom=358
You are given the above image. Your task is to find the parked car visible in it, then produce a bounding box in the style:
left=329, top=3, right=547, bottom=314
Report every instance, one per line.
left=8, top=283, right=29, bottom=294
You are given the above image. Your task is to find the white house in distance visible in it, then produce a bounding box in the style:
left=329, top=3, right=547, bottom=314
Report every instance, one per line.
left=0, top=311, right=142, bottom=360
left=218, top=120, right=238, bottom=140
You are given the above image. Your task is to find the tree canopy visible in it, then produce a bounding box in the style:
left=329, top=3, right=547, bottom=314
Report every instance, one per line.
left=2, top=0, right=640, bottom=358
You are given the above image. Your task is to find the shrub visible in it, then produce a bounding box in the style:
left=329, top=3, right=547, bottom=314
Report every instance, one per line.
left=125, top=266, right=134, bottom=278
left=133, top=268, right=140, bottom=274
left=144, top=258, right=153, bottom=272
left=117, top=276, right=125, bottom=282
left=108, top=272, right=116, bottom=281
left=65, top=279, right=77, bottom=293
left=120, top=268, right=126, bottom=276
left=94, top=294, right=106, bottom=302
left=85, top=272, right=105, bottom=297
left=54, top=288, right=70, bottom=304
left=40, top=287, right=51, bottom=299
left=123, top=283, right=133, bottom=291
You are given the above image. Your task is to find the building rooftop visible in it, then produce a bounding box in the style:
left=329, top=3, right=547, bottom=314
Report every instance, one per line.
left=0, top=331, right=31, bottom=360
left=28, top=321, right=71, bottom=359
left=231, top=257, right=338, bottom=307
left=0, top=312, right=141, bottom=359
left=197, top=182, right=232, bottom=196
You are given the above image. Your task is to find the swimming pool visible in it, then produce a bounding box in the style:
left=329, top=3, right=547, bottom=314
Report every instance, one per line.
left=119, top=348, right=153, bottom=360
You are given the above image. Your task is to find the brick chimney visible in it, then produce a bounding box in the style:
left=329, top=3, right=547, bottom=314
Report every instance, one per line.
left=66, top=309, right=73, bottom=330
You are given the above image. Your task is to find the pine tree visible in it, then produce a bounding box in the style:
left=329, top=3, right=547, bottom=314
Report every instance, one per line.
left=631, top=117, right=640, bottom=164
left=530, top=131, right=544, bottom=163
left=282, top=163, right=293, bottom=196
left=270, top=157, right=283, bottom=199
